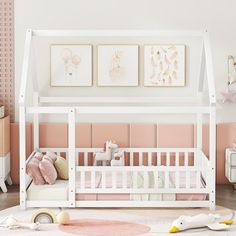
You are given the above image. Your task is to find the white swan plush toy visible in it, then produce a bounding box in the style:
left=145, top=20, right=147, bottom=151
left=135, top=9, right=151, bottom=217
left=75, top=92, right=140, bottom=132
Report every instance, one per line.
left=169, top=211, right=234, bottom=233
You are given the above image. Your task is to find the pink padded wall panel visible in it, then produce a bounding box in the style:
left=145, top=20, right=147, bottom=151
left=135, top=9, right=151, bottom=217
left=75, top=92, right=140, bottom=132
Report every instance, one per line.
left=157, top=124, right=194, bottom=147
left=39, top=123, right=68, bottom=148
left=193, top=124, right=209, bottom=157
left=92, top=124, right=129, bottom=147
left=10, top=123, right=32, bottom=184
left=130, top=124, right=157, bottom=166
left=76, top=124, right=92, bottom=148
left=8, top=122, right=235, bottom=184
left=130, top=124, right=156, bottom=148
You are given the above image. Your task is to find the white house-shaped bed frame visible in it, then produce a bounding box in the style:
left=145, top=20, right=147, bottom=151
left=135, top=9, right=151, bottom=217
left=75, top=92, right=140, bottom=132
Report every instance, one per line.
left=19, top=30, right=216, bottom=210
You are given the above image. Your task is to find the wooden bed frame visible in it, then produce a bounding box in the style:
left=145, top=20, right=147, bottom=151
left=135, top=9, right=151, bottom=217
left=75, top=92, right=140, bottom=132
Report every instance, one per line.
left=19, top=30, right=216, bottom=210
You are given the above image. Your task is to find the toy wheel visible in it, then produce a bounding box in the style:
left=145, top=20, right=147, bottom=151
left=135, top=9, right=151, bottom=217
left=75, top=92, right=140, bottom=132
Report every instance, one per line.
left=31, top=208, right=56, bottom=224
left=33, top=213, right=54, bottom=223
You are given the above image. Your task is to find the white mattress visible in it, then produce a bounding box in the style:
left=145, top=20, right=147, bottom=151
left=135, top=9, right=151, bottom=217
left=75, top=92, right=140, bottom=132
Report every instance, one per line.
left=27, top=180, right=68, bottom=201
left=27, top=172, right=101, bottom=201
left=27, top=171, right=205, bottom=201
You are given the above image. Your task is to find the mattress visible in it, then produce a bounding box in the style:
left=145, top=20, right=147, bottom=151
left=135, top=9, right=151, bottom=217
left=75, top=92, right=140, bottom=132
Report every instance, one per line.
left=27, top=180, right=68, bottom=201
left=27, top=172, right=131, bottom=201
left=130, top=171, right=206, bottom=201
left=27, top=171, right=207, bottom=201
left=130, top=171, right=175, bottom=201
left=173, top=172, right=207, bottom=201
left=76, top=171, right=131, bottom=201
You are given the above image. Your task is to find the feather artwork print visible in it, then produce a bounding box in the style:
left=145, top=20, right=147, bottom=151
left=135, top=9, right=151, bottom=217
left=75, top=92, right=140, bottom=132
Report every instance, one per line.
left=145, top=45, right=185, bottom=86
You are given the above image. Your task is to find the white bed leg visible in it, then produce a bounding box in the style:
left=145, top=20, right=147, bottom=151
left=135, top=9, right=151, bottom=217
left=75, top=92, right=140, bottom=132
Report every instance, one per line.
left=0, top=178, right=7, bottom=193
left=6, top=175, right=12, bottom=185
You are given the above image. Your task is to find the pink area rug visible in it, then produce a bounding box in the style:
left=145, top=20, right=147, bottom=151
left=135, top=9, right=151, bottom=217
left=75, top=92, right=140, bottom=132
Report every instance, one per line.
left=0, top=206, right=236, bottom=235
left=59, top=219, right=150, bottom=236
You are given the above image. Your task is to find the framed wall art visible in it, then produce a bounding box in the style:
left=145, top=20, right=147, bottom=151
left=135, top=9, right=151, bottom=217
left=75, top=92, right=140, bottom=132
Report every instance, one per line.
left=97, top=45, right=139, bottom=86
left=144, top=45, right=185, bottom=87
left=50, top=44, right=92, bottom=86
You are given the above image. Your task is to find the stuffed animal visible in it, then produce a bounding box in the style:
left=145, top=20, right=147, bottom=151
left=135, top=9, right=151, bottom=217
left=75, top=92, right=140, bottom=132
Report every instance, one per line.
left=94, top=140, right=118, bottom=166
left=111, top=151, right=125, bottom=166
left=31, top=208, right=70, bottom=225
left=0, top=215, right=40, bottom=230
left=169, top=211, right=234, bottom=233
left=56, top=211, right=70, bottom=225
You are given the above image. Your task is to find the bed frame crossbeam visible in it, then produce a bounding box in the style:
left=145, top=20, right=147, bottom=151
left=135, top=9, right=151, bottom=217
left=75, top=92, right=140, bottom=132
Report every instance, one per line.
left=26, top=106, right=212, bottom=114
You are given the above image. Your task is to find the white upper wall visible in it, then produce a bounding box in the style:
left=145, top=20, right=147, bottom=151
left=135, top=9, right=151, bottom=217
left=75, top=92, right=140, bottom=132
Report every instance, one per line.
left=15, top=0, right=236, bottom=122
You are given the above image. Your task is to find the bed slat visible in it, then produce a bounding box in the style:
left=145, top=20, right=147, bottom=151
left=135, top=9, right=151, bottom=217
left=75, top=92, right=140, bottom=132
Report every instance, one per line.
left=101, top=171, right=106, bottom=188
left=139, top=152, right=142, bottom=166
left=186, top=171, right=190, bottom=188
left=148, top=152, right=152, bottom=166
left=84, top=152, right=88, bottom=166
left=112, top=171, right=116, bottom=189
left=130, top=152, right=134, bottom=166
left=157, top=152, right=161, bottom=166
left=175, top=152, right=179, bottom=166
left=123, top=171, right=127, bottom=189
left=175, top=171, right=180, bottom=189
left=144, top=171, right=148, bottom=189
left=133, top=171, right=138, bottom=189
left=184, top=152, right=188, bottom=166
left=165, top=171, right=169, bottom=189
left=166, top=152, right=170, bottom=166
left=81, top=171, right=85, bottom=189
left=91, top=171, right=95, bottom=189
left=196, top=170, right=201, bottom=189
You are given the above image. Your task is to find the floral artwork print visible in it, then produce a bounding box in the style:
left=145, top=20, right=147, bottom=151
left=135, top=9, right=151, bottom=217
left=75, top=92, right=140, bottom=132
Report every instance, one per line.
left=144, top=45, right=185, bottom=87
left=97, top=45, right=139, bottom=86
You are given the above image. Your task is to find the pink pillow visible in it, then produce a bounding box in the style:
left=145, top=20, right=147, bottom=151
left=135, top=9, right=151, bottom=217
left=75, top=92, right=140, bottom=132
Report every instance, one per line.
left=46, top=151, right=57, bottom=161
left=26, top=154, right=45, bottom=185
left=34, top=152, right=43, bottom=161
left=39, top=155, right=57, bottom=185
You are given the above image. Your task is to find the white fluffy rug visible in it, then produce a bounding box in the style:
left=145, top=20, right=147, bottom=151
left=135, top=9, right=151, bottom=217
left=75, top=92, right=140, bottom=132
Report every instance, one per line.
left=0, top=205, right=235, bottom=235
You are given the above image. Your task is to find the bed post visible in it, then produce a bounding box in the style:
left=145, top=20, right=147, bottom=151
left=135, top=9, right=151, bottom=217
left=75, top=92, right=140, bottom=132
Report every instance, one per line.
left=209, top=107, right=216, bottom=210
left=19, top=29, right=32, bottom=209
left=198, top=40, right=205, bottom=97
left=204, top=30, right=216, bottom=210
left=32, top=39, right=39, bottom=150
left=33, top=92, right=39, bottom=150
left=19, top=106, right=26, bottom=209
left=204, top=30, right=216, bottom=104
left=68, top=108, right=76, bottom=207
left=196, top=113, right=203, bottom=167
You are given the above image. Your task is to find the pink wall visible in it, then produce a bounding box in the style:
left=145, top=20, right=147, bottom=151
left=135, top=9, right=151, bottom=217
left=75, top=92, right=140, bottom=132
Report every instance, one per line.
left=10, top=122, right=236, bottom=184
left=10, top=123, right=32, bottom=184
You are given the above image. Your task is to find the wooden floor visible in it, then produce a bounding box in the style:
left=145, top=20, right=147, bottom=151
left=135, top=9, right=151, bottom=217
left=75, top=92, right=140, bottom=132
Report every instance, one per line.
left=0, top=185, right=236, bottom=211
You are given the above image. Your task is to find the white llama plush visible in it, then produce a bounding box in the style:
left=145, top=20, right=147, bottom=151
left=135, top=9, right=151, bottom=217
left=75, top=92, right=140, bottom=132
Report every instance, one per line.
left=93, top=140, right=118, bottom=166
left=111, top=151, right=125, bottom=166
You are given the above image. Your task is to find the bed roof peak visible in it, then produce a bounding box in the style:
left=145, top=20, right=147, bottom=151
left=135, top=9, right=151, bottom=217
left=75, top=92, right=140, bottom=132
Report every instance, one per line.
left=19, top=29, right=216, bottom=105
